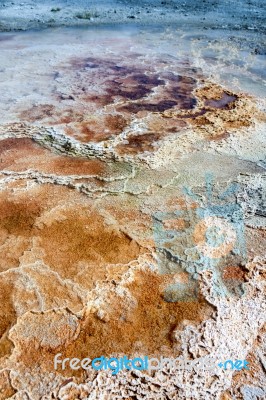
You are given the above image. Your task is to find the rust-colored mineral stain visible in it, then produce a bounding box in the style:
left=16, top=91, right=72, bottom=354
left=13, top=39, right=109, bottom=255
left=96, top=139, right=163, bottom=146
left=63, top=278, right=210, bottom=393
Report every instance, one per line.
left=17, top=56, right=200, bottom=149
left=0, top=334, right=13, bottom=360
left=117, top=133, right=161, bottom=155
left=0, top=370, right=16, bottom=399
left=228, top=350, right=262, bottom=389
left=0, top=137, right=106, bottom=176
left=52, top=157, right=106, bottom=176
left=77, top=123, right=110, bottom=142
left=39, top=212, right=142, bottom=281
left=163, top=218, right=188, bottom=231
left=76, top=114, right=129, bottom=142
left=20, top=104, right=56, bottom=122
left=59, top=378, right=73, bottom=389
left=16, top=55, right=252, bottom=156
left=104, top=115, right=128, bottom=133
left=12, top=265, right=215, bottom=377
left=0, top=198, right=41, bottom=271
left=21, top=269, right=214, bottom=375
left=0, top=280, right=16, bottom=352
left=106, top=82, right=152, bottom=101
left=166, top=89, right=197, bottom=110
left=118, top=100, right=179, bottom=114
left=222, top=265, right=246, bottom=281
left=0, top=137, right=40, bottom=154
left=0, top=198, right=41, bottom=236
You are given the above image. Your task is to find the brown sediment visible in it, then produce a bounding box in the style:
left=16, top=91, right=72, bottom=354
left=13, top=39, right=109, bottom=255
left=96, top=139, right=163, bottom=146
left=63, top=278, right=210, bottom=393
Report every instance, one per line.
left=71, top=114, right=129, bottom=143
left=0, top=137, right=38, bottom=154
left=220, top=264, right=248, bottom=297
left=105, top=82, right=153, bottom=101
left=0, top=370, right=16, bottom=399
left=0, top=333, right=13, bottom=360
left=118, top=100, right=179, bottom=114
left=0, top=194, right=42, bottom=271
left=49, top=156, right=106, bottom=176
left=0, top=137, right=106, bottom=176
left=222, top=265, right=246, bottom=281
left=79, top=269, right=214, bottom=358
left=0, top=234, right=30, bottom=272
left=166, top=81, right=197, bottom=110
left=149, top=115, right=188, bottom=133
left=50, top=110, right=83, bottom=125
left=0, top=177, right=216, bottom=376
left=163, top=218, right=188, bottom=231
left=208, top=130, right=230, bottom=141
left=116, top=132, right=161, bottom=155
left=226, top=324, right=266, bottom=396
left=196, top=84, right=232, bottom=101
left=16, top=54, right=258, bottom=155
left=13, top=269, right=215, bottom=376
left=0, top=280, right=16, bottom=358
left=67, top=56, right=164, bottom=91
left=105, top=114, right=128, bottom=133
left=20, top=104, right=56, bottom=122
left=39, top=211, right=142, bottom=282
left=17, top=56, right=200, bottom=150
left=0, top=198, right=41, bottom=236
left=163, top=83, right=258, bottom=140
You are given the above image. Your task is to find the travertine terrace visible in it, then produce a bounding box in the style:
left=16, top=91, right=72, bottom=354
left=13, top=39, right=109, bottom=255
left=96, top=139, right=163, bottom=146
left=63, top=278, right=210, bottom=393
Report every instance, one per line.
left=0, top=23, right=265, bottom=399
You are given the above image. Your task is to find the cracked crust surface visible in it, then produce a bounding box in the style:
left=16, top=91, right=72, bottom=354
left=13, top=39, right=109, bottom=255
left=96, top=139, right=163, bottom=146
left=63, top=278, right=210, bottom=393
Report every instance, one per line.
left=0, top=25, right=265, bottom=400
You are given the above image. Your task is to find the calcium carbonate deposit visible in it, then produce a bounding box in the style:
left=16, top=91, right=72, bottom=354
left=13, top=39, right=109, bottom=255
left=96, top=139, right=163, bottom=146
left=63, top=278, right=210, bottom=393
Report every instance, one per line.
left=0, top=1, right=265, bottom=399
